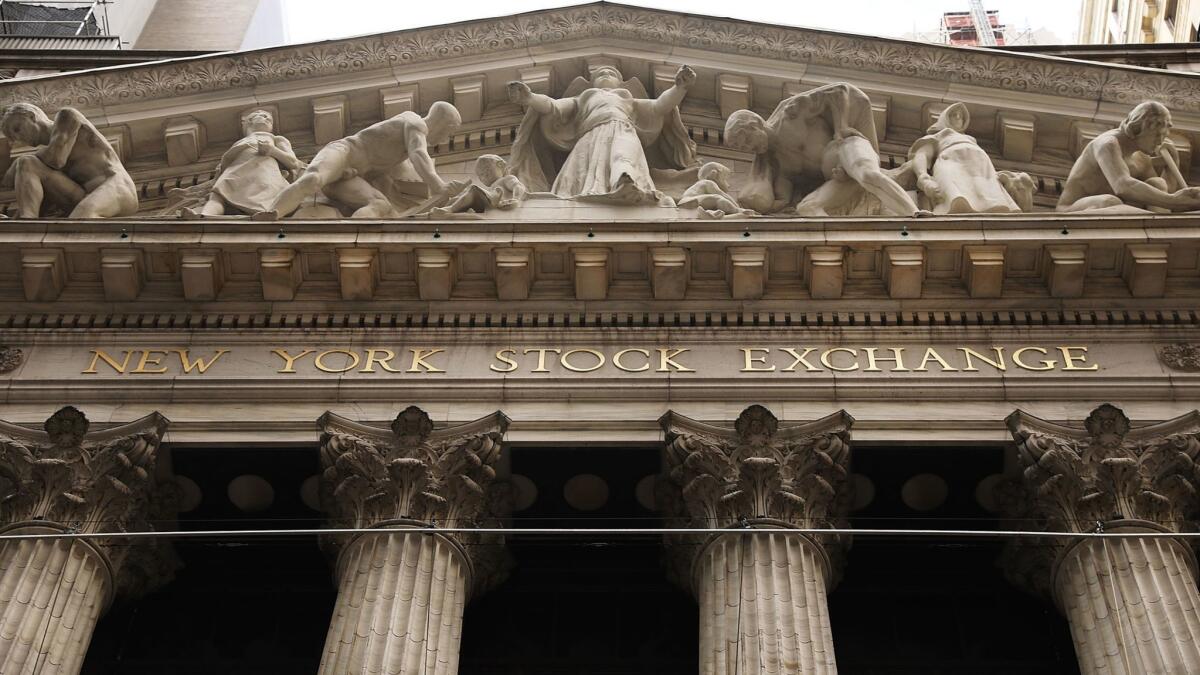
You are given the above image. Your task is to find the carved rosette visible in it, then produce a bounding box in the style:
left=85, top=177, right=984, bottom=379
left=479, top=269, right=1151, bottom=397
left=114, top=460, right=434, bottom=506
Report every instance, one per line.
left=658, top=405, right=854, bottom=587
left=0, top=347, right=22, bottom=374
left=1159, top=343, right=1200, bottom=372
left=317, top=405, right=511, bottom=592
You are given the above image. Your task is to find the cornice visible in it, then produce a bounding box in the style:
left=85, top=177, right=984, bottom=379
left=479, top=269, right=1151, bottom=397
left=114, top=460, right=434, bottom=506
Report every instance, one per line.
left=2, top=2, right=1199, bottom=114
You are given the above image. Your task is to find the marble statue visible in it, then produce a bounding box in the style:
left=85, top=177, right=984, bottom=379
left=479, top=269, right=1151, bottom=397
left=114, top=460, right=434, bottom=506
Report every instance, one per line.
left=258, top=101, right=464, bottom=219
left=724, top=82, right=923, bottom=217
left=186, top=110, right=305, bottom=217
left=1057, top=101, right=1200, bottom=213
left=677, top=162, right=753, bottom=218
left=506, top=64, right=700, bottom=205
left=909, top=103, right=1028, bottom=214
left=1, top=103, right=138, bottom=218
left=427, top=154, right=527, bottom=216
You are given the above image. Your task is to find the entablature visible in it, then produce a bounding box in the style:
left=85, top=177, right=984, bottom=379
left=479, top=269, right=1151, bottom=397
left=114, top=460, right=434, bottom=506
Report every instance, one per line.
left=0, top=215, right=1197, bottom=312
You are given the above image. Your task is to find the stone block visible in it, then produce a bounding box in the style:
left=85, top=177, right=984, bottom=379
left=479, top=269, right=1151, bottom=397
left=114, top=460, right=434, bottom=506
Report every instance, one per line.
left=451, top=74, right=486, bottom=123
left=20, top=249, right=65, bottom=302
left=650, top=247, right=688, bottom=300
left=180, top=249, right=223, bottom=301
left=100, top=249, right=144, bottom=301
left=883, top=246, right=925, bottom=299
left=1042, top=244, right=1087, bottom=298
left=716, top=74, right=752, bottom=120
left=259, top=248, right=300, bottom=301
left=1069, top=121, right=1108, bottom=158
left=99, top=125, right=131, bottom=162
left=651, top=64, right=676, bottom=97
left=1122, top=243, right=1168, bottom=298
left=494, top=248, right=532, bottom=301
left=380, top=84, right=418, bottom=118
left=996, top=112, right=1035, bottom=163
left=963, top=245, right=1005, bottom=298
left=163, top=116, right=206, bottom=166
left=804, top=246, right=844, bottom=299
left=337, top=248, right=378, bottom=301
left=729, top=247, right=767, bottom=300
left=416, top=249, right=454, bottom=301
left=518, top=66, right=555, bottom=96
left=312, top=95, right=348, bottom=146
left=572, top=247, right=610, bottom=300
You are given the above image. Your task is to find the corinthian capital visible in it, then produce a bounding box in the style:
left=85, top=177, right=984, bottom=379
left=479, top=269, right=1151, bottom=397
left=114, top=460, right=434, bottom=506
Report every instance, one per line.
left=660, top=405, right=854, bottom=530
left=318, top=406, right=509, bottom=529
left=1005, top=404, right=1200, bottom=533
left=999, top=403, right=1200, bottom=595
left=0, top=406, right=175, bottom=593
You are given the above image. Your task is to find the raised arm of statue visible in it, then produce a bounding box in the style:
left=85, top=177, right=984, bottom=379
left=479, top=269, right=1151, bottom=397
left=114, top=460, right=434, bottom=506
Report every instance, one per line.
left=38, top=108, right=83, bottom=170
left=507, top=81, right=565, bottom=116
left=404, top=121, right=449, bottom=196
left=651, top=66, right=696, bottom=116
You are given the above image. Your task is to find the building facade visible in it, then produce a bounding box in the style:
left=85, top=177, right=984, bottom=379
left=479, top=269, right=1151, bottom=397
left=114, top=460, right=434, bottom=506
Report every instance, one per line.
left=0, top=4, right=1199, bottom=674
left=1080, top=0, right=1200, bottom=45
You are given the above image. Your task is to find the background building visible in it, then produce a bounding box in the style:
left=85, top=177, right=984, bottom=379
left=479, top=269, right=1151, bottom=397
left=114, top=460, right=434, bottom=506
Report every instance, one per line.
left=1079, top=0, right=1200, bottom=43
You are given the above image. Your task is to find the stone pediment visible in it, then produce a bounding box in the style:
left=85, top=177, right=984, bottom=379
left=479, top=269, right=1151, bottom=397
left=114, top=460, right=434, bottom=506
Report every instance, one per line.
left=1, top=0, right=1199, bottom=200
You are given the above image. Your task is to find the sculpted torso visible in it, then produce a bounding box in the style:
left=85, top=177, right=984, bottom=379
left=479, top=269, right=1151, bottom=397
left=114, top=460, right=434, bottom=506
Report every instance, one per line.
left=575, top=88, right=636, bottom=130
left=767, top=115, right=836, bottom=180
left=1059, top=132, right=1156, bottom=206
left=57, top=112, right=125, bottom=191
left=339, top=111, right=423, bottom=174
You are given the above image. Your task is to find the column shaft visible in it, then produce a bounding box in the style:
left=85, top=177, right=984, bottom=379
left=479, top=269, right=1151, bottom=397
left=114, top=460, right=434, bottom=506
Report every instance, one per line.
left=1058, top=534, right=1200, bottom=675
left=0, top=531, right=111, bottom=675
left=319, top=530, right=468, bottom=675
left=697, top=532, right=835, bottom=675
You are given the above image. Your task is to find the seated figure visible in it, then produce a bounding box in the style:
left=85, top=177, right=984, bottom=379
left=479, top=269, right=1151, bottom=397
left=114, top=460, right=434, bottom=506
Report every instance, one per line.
left=1, top=103, right=138, bottom=218
left=259, top=101, right=464, bottom=219
left=724, top=82, right=924, bottom=217
left=909, top=103, right=1029, bottom=214
left=1057, top=101, right=1200, bottom=213
left=428, top=154, right=528, bottom=216
left=187, top=110, right=305, bottom=217
left=677, top=162, right=754, bottom=218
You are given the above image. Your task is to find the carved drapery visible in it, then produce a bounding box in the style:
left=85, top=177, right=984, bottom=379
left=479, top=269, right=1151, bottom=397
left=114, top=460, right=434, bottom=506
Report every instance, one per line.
left=1000, top=404, right=1200, bottom=675
left=0, top=406, right=174, bottom=675
left=659, top=405, right=853, bottom=675
left=317, top=406, right=510, bottom=675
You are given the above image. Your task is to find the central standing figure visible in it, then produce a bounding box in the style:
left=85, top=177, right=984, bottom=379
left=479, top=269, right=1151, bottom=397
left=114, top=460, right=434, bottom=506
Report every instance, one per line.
left=506, top=65, right=700, bottom=205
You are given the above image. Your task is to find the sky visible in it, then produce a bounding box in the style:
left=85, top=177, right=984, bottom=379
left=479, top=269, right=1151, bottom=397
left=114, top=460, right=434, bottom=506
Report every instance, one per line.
left=281, top=0, right=1084, bottom=47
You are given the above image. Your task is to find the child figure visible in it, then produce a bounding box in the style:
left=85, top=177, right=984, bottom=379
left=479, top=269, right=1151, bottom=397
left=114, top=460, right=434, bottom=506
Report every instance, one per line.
left=677, top=162, right=754, bottom=218
left=429, top=154, right=527, bottom=216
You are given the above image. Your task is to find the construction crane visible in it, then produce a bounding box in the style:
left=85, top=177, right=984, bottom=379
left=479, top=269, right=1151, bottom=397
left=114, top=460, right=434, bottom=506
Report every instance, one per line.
left=968, top=0, right=998, bottom=46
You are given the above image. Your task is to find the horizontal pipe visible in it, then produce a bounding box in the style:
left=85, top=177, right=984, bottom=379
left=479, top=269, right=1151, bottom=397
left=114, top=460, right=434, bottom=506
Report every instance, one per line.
left=0, top=525, right=1185, bottom=543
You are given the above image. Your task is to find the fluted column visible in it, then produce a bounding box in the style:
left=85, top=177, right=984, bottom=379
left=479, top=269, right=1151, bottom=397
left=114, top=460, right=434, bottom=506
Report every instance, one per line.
left=659, top=405, right=854, bottom=675
left=317, top=406, right=510, bottom=675
left=0, top=406, right=174, bottom=675
left=1000, top=404, right=1200, bottom=675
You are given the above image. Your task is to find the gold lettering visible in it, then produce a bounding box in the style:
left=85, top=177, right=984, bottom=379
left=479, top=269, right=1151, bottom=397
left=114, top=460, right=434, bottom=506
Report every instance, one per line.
left=315, top=349, right=361, bottom=373
left=490, top=348, right=518, bottom=373
left=83, top=349, right=133, bottom=374
left=561, top=349, right=605, bottom=373
left=741, top=348, right=775, bottom=372
left=1059, top=346, right=1099, bottom=371
left=780, top=348, right=820, bottom=372
left=359, top=349, right=402, bottom=373
left=271, top=349, right=315, bottom=374
left=1012, top=347, right=1056, bottom=371
left=524, top=348, right=561, bottom=373
left=407, top=349, right=445, bottom=373
left=863, top=347, right=909, bottom=372
left=176, top=349, right=228, bottom=374
left=913, top=347, right=959, bottom=372
left=958, top=347, right=1006, bottom=372
left=131, top=350, right=169, bottom=374
left=657, top=348, right=694, bottom=373
left=613, top=348, right=650, bottom=372
left=820, top=348, right=859, bottom=372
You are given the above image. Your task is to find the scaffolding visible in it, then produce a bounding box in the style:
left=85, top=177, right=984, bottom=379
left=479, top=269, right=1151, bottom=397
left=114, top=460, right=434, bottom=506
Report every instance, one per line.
left=0, top=0, right=111, bottom=38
